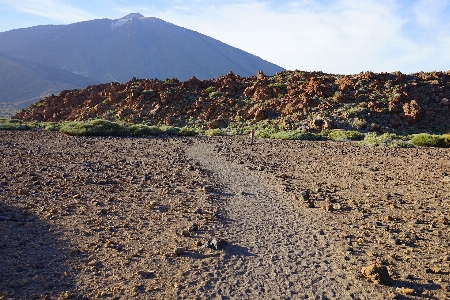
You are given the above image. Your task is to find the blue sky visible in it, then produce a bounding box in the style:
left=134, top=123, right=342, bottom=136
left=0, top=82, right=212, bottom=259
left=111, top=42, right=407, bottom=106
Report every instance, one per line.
left=0, top=0, right=449, bottom=74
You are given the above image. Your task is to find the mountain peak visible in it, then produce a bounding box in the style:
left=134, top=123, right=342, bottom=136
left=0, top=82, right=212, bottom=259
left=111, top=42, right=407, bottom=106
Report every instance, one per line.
left=122, top=13, right=144, bottom=20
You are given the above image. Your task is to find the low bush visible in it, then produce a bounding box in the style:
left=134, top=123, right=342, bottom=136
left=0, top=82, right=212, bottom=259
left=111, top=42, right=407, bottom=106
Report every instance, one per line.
left=60, top=119, right=129, bottom=136
left=410, top=133, right=450, bottom=147
left=159, top=125, right=179, bottom=136
left=128, top=124, right=162, bottom=136
left=0, top=119, right=32, bottom=130
left=205, top=128, right=224, bottom=136
left=255, top=127, right=277, bottom=138
left=204, top=86, right=216, bottom=94
left=178, top=126, right=200, bottom=136
left=271, top=130, right=324, bottom=141
left=327, top=130, right=365, bottom=141
left=39, top=122, right=61, bottom=131
left=363, top=132, right=414, bottom=148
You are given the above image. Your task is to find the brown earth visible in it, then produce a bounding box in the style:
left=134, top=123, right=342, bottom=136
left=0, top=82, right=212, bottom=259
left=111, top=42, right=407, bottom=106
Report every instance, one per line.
left=13, top=70, right=450, bottom=134
left=1, top=130, right=450, bottom=299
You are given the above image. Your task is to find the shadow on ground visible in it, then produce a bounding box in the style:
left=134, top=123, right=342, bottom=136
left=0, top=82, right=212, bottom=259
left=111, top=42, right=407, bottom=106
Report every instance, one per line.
left=0, top=202, right=80, bottom=299
left=390, top=279, right=442, bottom=300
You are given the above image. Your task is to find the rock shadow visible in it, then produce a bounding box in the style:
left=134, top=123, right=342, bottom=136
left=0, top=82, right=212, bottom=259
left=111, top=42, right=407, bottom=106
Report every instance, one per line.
left=224, top=244, right=257, bottom=258
left=390, top=279, right=442, bottom=300
left=0, top=202, right=79, bottom=299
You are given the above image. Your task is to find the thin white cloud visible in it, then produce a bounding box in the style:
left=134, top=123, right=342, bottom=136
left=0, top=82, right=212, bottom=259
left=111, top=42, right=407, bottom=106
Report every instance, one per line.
left=1, top=0, right=448, bottom=73
left=145, top=1, right=398, bottom=73
left=413, top=0, right=450, bottom=27
left=0, top=0, right=99, bottom=24
left=148, top=0, right=449, bottom=74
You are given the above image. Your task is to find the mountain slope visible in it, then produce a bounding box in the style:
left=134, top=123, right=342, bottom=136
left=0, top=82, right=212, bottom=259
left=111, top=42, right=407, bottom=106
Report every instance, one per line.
left=0, top=13, right=284, bottom=108
left=0, top=54, right=97, bottom=108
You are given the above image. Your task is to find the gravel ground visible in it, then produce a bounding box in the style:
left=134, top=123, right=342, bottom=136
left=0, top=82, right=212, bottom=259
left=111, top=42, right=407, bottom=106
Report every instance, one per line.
left=1, top=131, right=450, bottom=299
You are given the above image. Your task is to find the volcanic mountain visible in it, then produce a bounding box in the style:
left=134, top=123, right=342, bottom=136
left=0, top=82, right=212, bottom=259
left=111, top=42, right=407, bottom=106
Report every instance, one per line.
left=0, top=13, right=283, bottom=110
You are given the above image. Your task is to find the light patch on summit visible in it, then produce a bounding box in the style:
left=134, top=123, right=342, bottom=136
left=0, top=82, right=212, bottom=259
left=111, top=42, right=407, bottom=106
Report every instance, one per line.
left=112, top=13, right=144, bottom=29
left=112, top=19, right=128, bottom=29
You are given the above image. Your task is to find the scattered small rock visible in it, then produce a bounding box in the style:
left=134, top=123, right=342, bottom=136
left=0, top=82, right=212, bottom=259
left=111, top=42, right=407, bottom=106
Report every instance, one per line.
left=138, top=271, right=156, bottom=279
left=388, top=236, right=401, bottom=245
left=401, top=273, right=413, bottom=280
left=189, top=223, right=199, bottom=232
left=174, top=247, right=185, bottom=256
left=181, top=230, right=191, bottom=237
left=203, top=238, right=227, bottom=250
left=440, top=283, right=450, bottom=292
left=299, top=190, right=310, bottom=201
left=323, top=204, right=334, bottom=212
left=203, top=185, right=214, bottom=193
left=426, top=266, right=442, bottom=274
left=17, top=189, right=29, bottom=196
left=361, top=264, right=393, bottom=285
left=397, top=287, right=416, bottom=296
left=148, top=201, right=157, bottom=210
left=87, top=260, right=99, bottom=267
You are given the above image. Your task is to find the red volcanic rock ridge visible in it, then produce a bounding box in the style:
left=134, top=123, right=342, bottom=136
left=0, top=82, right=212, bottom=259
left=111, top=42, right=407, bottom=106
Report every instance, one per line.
left=14, top=70, right=450, bottom=133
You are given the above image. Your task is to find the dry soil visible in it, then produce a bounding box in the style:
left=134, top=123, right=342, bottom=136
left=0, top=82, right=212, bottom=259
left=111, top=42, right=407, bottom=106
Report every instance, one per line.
left=1, top=131, right=450, bottom=299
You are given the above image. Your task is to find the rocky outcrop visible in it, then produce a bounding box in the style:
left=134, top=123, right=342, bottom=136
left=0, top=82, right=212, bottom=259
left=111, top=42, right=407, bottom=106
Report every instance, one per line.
left=14, top=70, right=450, bottom=133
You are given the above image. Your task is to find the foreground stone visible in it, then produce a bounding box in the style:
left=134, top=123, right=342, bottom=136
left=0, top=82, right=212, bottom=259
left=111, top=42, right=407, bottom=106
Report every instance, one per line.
left=361, top=264, right=393, bottom=285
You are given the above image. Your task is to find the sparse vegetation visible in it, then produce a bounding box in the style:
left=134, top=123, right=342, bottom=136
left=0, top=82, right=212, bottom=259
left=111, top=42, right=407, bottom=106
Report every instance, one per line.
left=42, top=122, right=61, bottom=131
left=362, top=132, right=414, bottom=148
left=3, top=117, right=450, bottom=149
left=270, top=130, right=324, bottom=141
left=327, top=130, right=365, bottom=141
left=205, top=128, right=224, bottom=136
left=209, top=91, right=222, bottom=99
left=178, top=126, right=200, bottom=136
left=204, top=86, right=216, bottom=94
left=128, top=124, right=163, bottom=136
left=0, top=119, right=33, bottom=130
left=410, top=133, right=450, bottom=147
left=159, top=125, right=179, bottom=135
left=59, top=119, right=129, bottom=136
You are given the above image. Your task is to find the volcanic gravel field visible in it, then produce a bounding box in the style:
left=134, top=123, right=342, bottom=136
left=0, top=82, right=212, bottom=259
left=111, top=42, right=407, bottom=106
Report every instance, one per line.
left=1, top=130, right=450, bottom=299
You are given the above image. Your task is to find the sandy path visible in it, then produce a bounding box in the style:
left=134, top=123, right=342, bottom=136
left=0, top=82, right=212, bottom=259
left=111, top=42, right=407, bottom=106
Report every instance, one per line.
left=187, top=139, right=387, bottom=300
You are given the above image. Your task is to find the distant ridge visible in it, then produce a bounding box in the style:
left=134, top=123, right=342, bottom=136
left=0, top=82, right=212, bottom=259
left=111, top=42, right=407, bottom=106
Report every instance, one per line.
left=0, top=14, right=284, bottom=107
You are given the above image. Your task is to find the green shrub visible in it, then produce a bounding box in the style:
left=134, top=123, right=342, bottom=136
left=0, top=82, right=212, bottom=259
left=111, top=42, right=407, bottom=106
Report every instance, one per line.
left=43, top=122, right=61, bottom=131
left=268, top=83, right=287, bottom=88
left=178, top=126, right=200, bottom=136
left=159, top=125, right=179, bottom=136
left=410, top=133, right=450, bottom=147
left=209, top=91, right=222, bottom=99
left=204, top=86, right=216, bottom=94
left=363, top=132, right=414, bottom=148
left=328, top=130, right=364, bottom=141
left=205, top=128, right=223, bottom=136
left=0, top=119, right=32, bottom=130
left=128, top=124, right=162, bottom=136
left=60, top=119, right=129, bottom=136
left=271, top=130, right=324, bottom=141
left=255, top=127, right=277, bottom=138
